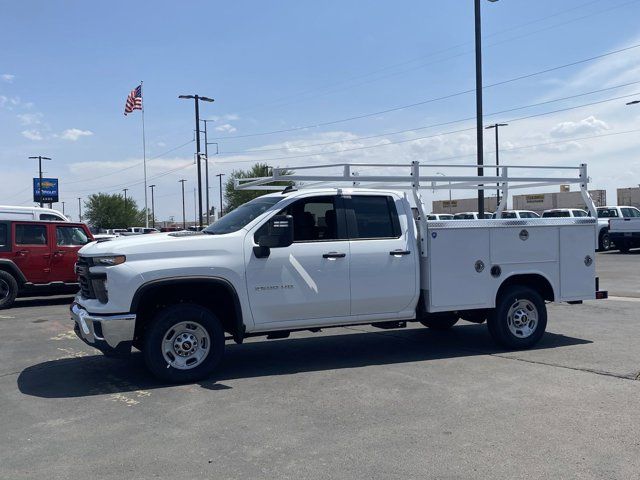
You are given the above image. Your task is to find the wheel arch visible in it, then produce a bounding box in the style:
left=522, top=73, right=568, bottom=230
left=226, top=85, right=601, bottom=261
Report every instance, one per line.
left=131, top=276, right=246, bottom=344
left=0, top=260, right=26, bottom=285
left=496, top=272, right=555, bottom=304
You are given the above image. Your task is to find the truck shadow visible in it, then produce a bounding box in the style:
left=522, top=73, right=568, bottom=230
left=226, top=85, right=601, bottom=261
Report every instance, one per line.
left=17, top=324, right=591, bottom=399
left=11, top=295, right=75, bottom=309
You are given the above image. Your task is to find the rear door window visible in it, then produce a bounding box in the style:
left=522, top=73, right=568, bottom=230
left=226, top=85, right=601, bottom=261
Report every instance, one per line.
left=15, top=224, right=48, bottom=245
left=348, top=196, right=400, bottom=239
left=56, top=226, right=89, bottom=246
left=573, top=210, right=588, bottom=217
left=0, top=223, right=9, bottom=251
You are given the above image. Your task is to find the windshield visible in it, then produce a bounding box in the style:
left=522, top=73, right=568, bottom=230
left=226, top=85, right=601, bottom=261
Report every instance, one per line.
left=204, top=196, right=283, bottom=235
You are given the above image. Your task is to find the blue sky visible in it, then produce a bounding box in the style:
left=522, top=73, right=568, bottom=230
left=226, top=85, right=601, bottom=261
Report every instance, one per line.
left=2, top=0, right=640, bottom=221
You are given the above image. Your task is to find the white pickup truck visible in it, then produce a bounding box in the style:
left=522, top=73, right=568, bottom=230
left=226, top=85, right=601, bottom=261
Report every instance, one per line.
left=597, top=206, right=640, bottom=251
left=608, top=211, right=640, bottom=253
left=71, top=162, right=607, bottom=382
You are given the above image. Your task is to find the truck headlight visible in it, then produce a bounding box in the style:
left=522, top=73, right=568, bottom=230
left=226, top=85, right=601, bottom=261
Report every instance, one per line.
left=94, top=255, right=126, bottom=266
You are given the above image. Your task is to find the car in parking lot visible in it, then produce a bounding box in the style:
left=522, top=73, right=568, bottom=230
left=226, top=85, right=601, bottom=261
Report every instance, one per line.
left=492, top=210, right=540, bottom=219
left=541, top=208, right=589, bottom=218
left=0, top=220, right=93, bottom=308
left=596, top=206, right=640, bottom=251
left=426, top=213, right=455, bottom=220
left=452, top=212, right=493, bottom=220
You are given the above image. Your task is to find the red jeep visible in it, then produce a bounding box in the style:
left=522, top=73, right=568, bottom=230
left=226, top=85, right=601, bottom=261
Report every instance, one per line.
left=0, top=220, right=93, bottom=308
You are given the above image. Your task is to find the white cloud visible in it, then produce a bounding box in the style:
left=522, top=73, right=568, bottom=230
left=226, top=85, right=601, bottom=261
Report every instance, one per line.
left=60, top=128, right=93, bottom=141
left=17, top=113, right=43, bottom=126
left=22, top=129, right=43, bottom=141
left=215, top=123, right=237, bottom=133
left=1, top=74, right=14, bottom=83
left=550, top=116, right=610, bottom=138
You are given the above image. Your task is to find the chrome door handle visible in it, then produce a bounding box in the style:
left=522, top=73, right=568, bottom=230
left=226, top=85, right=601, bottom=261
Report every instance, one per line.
left=389, top=249, right=411, bottom=256
left=322, top=252, right=346, bottom=259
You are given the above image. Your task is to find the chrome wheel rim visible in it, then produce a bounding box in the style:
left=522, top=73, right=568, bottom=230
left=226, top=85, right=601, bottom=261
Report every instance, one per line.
left=0, top=279, right=9, bottom=301
left=507, top=299, right=538, bottom=339
left=162, top=321, right=211, bottom=370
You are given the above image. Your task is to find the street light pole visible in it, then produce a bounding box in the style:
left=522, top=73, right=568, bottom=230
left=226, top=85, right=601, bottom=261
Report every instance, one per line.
left=179, top=94, right=214, bottom=227
left=61, top=201, right=65, bottom=216
left=28, top=155, right=51, bottom=207
left=485, top=122, right=508, bottom=207
left=474, top=0, right=499, bottom=216
left=216, top=173, right=225, bottom=218
left=77, top=197, right=82, bottom=222
left=178, top=179, right=187, bottom=230
left=123, top=188, right=128, bottom=209
left=149, top=184, right=156, bottom=228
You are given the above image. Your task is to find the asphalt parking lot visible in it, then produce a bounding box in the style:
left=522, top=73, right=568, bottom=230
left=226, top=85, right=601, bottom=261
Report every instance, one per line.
left=1, top=251, right=639, bottom=479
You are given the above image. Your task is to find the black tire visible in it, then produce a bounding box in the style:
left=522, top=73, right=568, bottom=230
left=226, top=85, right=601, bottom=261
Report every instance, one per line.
left=487, top=285, right=547, bottom=349
left=143, top=304, right=225, bottom=383
left=598, top=230, right=611, bottom=251
left=618, top=241, right=630, bottom=254
left=0, top=271, right=18, bottom=310
left=419, top=314, right=459, bottom=330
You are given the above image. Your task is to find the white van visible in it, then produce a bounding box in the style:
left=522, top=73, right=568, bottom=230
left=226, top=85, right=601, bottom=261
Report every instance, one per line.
left=0, top=205, right=68, bottom=222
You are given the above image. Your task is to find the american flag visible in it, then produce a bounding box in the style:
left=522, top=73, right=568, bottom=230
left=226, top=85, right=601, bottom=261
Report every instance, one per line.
left=124, top=84, right=142, bottom=115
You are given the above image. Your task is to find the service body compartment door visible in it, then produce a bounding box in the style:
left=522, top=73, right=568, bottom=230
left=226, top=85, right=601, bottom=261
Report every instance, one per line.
left=427, top=225, right=491, bottom=311
left=559, top=224, right=596, bottom=300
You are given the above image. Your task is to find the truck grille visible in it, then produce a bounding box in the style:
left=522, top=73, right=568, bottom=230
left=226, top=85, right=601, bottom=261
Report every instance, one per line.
left=75, top=256, right=96, bottom=299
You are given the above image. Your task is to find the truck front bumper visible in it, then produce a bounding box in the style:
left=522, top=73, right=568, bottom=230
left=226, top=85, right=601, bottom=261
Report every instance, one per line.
left=71, top=303, right=135, bottom=357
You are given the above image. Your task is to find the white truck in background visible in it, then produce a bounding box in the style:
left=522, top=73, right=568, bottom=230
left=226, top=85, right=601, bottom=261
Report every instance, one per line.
left=596, top=206, right=640, bottom=251
left=71, top=162, right=607, bottom=382
left=608, top=211, right=640, bottom=253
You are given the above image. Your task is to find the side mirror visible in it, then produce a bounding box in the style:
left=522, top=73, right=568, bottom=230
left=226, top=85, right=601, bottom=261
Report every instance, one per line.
left=254, top=215, right=294, bottom=258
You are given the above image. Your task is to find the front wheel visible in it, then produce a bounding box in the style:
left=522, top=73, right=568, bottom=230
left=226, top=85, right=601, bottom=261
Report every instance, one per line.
left=487, top=286, right=547, bottom=349
left=143, top=304, right=225, bottom=383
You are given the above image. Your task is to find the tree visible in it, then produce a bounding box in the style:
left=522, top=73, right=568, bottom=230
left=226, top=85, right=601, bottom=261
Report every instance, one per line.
left=84, top=193, right=147, bottom=230
left=224, top=163, right=293, bottom=213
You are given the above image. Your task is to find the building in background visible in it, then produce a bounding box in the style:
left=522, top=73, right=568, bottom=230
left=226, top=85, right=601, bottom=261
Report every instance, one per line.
left=432, top=188, right=606, bottom=214
left=617, top=187, right=640, bottom=208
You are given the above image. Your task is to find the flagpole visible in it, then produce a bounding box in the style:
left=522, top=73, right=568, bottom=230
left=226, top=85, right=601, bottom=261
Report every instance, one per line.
left=141, top=81, right=148, bottom=228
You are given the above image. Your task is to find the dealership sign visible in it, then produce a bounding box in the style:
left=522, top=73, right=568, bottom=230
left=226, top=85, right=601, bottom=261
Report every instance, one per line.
left=33, top=178, right=59, bottom=203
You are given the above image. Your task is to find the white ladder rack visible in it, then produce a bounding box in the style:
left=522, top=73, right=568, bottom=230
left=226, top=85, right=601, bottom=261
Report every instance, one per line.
left=234, top=161, right=597, bottom=220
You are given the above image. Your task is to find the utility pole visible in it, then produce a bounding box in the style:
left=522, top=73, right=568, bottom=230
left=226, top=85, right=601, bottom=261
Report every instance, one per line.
left=61, top=201, right=66, bottom=216
left=474, top=0, right=500, bottom=216
left=28, top=155, right=51, bottom=207
left=77, top=197, right=82, bottom=222
left=485, top=123, right=508, bottom=207
left=123, top=188, right=128, bottom=209
left=178, top=179, right=187, bottom=229
left=216, top=173, right=225, bottom=218
left=201, top=119, right=219, bottom=225
left=179, top=94, right=214, bottom=227
left=149, top=184, right=156, bottom=228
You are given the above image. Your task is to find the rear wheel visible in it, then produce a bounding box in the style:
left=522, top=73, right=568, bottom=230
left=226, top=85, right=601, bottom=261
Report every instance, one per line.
left=419, top=314, right=459, bottom=330
left=0, top=271, right=18, bottom=310
left=487, top=286, right=547, bottom=349
left=143, top=304, right=225, bottom=383
left=598, top=231, right=611, bottom=251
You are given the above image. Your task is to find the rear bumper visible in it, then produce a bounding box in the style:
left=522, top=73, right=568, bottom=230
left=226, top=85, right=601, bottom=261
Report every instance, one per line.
left=70, top=303, right=135, bottom=356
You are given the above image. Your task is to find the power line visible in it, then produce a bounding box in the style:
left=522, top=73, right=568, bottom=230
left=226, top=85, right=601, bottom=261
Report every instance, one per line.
left=64, top=139, right=194, bottom=185
left=221, top=80, right=640, bottom=155
left=216, top=92, right=640, bottom=164
left=237, top=0, right=627, bottom=115
left=213, top=42, right=640, bottom=140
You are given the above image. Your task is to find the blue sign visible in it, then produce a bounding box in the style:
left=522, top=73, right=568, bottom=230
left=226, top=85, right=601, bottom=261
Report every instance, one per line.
left=33, top=178, right=59, bottom=203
